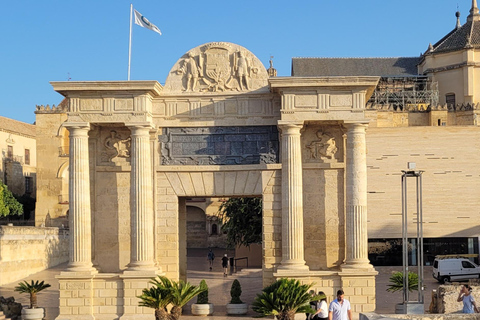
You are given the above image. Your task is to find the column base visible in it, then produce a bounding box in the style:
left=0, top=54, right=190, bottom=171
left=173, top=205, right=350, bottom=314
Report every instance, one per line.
left=341, top=260, right=376, bottom=272
left=126, top=261, right=157, bottom=273
left=276, top=261, right=310, bottom=273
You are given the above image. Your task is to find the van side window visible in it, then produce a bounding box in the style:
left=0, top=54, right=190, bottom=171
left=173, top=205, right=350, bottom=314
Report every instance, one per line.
left=433, top=260, right=438, bottom=268
left=462, top=261, right=475, bottom=268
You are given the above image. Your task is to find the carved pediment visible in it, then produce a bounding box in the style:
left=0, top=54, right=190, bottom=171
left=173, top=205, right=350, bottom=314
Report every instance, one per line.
left=164, top=42, right=269, bottom=94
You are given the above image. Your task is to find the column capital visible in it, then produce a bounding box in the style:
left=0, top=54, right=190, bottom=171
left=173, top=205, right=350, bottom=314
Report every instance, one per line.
left=126, top=122, right=155, bottom=130
left=63, top=122, right=90, bottom=131
left=277, top=121, right=304, bottom=135
left=343, top=121, right=369, bottom=130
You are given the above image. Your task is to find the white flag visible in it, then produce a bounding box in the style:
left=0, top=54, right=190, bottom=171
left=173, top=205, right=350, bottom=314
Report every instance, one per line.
left=134, top=9, right=162, bottom=35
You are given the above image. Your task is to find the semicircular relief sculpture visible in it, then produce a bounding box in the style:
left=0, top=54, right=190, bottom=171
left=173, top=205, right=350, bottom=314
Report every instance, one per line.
left=164, top=42, right=269, bottom=94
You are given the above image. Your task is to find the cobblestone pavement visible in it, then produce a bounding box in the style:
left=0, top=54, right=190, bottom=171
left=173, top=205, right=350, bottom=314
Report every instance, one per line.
left=0, top=249, right=440, bottom=320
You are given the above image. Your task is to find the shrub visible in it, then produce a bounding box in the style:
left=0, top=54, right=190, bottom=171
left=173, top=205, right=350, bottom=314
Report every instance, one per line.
left=230, top=279, right=243, bottom=304
left=196, top=280, right=209, bottom=304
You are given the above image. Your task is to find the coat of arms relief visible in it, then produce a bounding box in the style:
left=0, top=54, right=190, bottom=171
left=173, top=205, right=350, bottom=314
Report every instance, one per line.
left=169, top=42, right=266, bottom=93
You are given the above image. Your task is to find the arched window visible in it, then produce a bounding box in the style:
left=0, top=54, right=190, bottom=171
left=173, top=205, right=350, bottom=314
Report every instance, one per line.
left=211, top=224, right=218, bottom=235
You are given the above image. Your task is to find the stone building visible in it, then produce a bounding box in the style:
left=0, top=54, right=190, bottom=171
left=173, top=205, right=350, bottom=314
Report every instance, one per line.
left=0, top=116, right=36, bottom=205
left=31, top=1, right=480, bottom=318
left=291, top=2, right=480, bottom=266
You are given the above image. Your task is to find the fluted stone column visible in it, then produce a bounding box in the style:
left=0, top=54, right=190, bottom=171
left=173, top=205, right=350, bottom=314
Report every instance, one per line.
left=343, top=122, right=372, bottom=269
left=127, top=124, right=155, bottom=271
left=277, top=121, right=308, bottom=271
left=66, top=123, right=95, bottom=272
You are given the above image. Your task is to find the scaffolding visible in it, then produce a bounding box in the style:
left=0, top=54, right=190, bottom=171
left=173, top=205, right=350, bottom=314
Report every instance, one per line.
left=368, top=76, right=438, bottom=110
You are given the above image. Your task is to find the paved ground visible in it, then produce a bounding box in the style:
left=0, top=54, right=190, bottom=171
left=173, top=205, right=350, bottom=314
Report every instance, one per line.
left=0, top=249, right=441, bottom=319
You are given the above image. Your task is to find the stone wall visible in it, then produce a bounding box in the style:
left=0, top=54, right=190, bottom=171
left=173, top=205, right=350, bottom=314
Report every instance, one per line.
left=433, top=285, right=480, bottom=314
left=366, top=126, right=480, bottom=239
left=0, top=226, right=69, bottom=285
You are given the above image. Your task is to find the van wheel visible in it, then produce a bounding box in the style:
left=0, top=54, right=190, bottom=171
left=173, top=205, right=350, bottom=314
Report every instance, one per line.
left=441, top=276, right=450, bottom=284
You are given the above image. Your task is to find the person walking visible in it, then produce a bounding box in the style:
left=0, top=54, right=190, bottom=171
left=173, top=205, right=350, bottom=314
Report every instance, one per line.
left=306, top=290, right=316, bottom=320
left=457, top=284, right=479, bottom=313
left=221, top=254, right=229, bottom=277
left=313, top=291, right=328, bottom=320
left=328, top=289, right=352, bottom=320
left=207, top=249, right=215, bottom=271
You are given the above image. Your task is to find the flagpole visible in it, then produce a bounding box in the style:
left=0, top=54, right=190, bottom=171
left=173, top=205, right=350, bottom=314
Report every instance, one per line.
left=128, top=4, right=133, bottom=81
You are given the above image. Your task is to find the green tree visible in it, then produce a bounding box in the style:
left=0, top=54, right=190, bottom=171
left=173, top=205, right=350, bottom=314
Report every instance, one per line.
left=0, top=181, right=23, bottom=217
left=386, top=271, right=419, bottom=293
left=252, top=278, right=318, bottom=320
left=218, top=197, right=262, bottom=248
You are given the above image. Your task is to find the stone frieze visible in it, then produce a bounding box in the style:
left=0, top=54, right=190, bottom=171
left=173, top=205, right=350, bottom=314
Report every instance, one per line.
left=160, top=126, right=279, bottom=165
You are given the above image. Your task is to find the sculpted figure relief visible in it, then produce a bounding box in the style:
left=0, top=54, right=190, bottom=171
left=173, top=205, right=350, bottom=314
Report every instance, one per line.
left=103, top=130, right=131, bottom=161
left=172, top=44, right=264, bottom=93
left=236, top=51, right=250, bottom=90
left=306, top=130, right=338, bottom=160
left=177, top=52, right=202, bottom=92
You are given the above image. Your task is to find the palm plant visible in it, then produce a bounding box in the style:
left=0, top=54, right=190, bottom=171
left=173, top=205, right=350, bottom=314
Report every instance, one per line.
left=14, top=280, right=51, bottom=308
left=386, top=271, right=419, bottom=293
left=252, top=278, right=317, bottom=320
left=138, top=286, right=172, bottom=320
left=151, top=276, right=205, bottom=319
left=138, top=276, right=204, bottom=320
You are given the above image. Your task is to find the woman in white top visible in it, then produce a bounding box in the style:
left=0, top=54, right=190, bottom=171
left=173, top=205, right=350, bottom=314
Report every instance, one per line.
left=313, top=291, right=328, bottom=320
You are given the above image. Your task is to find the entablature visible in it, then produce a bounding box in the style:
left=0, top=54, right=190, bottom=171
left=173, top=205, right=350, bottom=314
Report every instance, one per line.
left=269, top=76, right=379, bottom=122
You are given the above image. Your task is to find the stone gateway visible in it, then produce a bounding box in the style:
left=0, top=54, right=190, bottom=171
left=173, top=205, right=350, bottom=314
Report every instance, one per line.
left=46, top=42, right=378, bottom=319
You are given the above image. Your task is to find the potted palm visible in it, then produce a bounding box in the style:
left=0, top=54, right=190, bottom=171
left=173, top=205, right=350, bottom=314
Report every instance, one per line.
left=252, top=278, right=317, bottom=320
left=387, top=271, right=422, bottom=314
left=138, top=275, right=204, bottom=320
left=226, top=279, right=248, bottom=315
left=14, top=280, right=51, bottom=320
left=191, top=280, right=213, bottom=316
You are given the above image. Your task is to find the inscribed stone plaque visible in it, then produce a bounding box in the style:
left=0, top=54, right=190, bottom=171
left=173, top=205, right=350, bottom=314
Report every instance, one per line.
left=330, top=93, right=352, bottom=107
left=80, top=98, right=103, bottom=111
left=160, top=126, right=279, bottom=165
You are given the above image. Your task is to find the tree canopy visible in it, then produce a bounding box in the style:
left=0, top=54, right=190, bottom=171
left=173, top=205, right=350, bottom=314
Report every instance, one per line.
left=0, top=181, right=23, bottom=217
left=218, top=197, right=262, bottom=248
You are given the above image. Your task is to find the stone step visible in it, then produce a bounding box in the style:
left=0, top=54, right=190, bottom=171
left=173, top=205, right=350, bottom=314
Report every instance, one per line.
left=234, top=268, right=262, bottom=277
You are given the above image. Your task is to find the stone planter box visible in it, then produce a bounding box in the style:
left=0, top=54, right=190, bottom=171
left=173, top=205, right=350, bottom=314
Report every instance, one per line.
left=226, top=303, right=248, bottom=315
left=191, top=303, right=214, bottom=316
left=21, top=307, right=44, bottom=320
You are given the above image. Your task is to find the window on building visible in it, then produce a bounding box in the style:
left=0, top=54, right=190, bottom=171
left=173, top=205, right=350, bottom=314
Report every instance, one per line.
left=446, top=93, right=456, bottom=107
left=7, top=145, right=13, bottom=159
left=211, top=224, right=218, bottom=235
left=25, top=149, right=30, bottom=165
left=25, top=177, right=32, bottom=194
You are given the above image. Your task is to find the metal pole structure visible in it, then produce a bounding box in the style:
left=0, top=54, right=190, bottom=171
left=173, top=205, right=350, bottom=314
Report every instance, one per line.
left=401, top=173, right=409, bottom=304
left=416, top=173, right=424, bottom=304
left=401, top=166, right=425, bottom=313
left=128, top=4, right=133, bottom=81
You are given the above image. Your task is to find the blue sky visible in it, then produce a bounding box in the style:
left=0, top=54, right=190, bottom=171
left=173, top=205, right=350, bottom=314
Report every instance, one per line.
left=0, top=0, right=470, bottom=124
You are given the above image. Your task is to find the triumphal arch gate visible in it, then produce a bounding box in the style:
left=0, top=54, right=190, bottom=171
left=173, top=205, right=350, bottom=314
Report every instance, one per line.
left=53, top=42, right=379, bottom=319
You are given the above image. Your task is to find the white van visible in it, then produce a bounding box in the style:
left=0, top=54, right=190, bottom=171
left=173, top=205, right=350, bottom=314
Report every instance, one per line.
left=433, top=257, right=480, bottom=283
